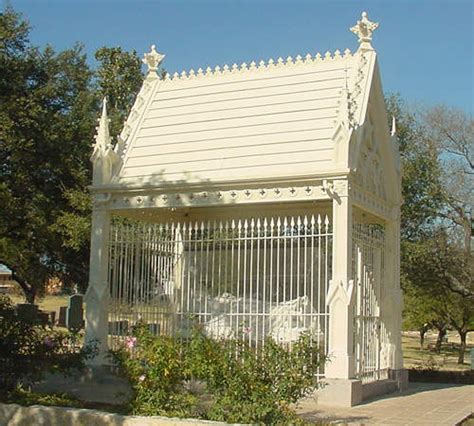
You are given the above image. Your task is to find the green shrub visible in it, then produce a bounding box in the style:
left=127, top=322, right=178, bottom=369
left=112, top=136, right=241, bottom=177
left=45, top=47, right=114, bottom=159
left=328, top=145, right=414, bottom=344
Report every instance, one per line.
left=112, top=322, right=326, bottom=424
left=0, top=295, right=96, bottom=391
left=111, top=325, right=197, bottom=418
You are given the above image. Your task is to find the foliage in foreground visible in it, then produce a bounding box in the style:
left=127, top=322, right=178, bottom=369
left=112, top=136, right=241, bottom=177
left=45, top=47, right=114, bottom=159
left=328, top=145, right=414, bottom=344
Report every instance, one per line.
left=3, top=385, right=85, bottom=409
left=0, top=296, right=96, bottom=391
left=112, top=323, right=325, bottom=424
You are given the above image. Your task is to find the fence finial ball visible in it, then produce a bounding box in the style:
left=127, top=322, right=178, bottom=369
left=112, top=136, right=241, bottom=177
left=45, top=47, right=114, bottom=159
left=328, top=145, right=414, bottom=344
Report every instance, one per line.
left=350, top=11, right=379, bottom=50
left=143, top=44, right=165, bottom=73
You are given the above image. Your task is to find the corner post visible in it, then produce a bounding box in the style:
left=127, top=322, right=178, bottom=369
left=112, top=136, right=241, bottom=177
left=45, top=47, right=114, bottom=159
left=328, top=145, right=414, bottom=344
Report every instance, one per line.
left=84, top=208, right=111, bottom=365
left=326, top=180, right=356, bottom=379
left=317, top=180, right=362, bottom=407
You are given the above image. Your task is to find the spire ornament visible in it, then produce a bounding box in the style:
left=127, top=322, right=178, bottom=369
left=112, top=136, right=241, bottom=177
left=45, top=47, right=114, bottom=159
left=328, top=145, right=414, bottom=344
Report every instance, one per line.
left=91, top=97, right=119, bottom=185
left=143, top=44, right=165, bottom=75
left=350, top=11, right=379, bottom=51
left=92, top=97, right=112, bottom=157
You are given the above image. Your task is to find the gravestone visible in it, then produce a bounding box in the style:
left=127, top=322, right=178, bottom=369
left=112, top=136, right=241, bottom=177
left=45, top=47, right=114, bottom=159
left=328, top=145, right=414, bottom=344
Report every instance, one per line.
left=58, top=306, right=67, bottom=327
left=16, top=303, right=38, bottom=323
left=66, top=294, right=84, bottom=331
left=108, top=320, right=129, bottom=336
left=148, top=323, right=160, bottom=335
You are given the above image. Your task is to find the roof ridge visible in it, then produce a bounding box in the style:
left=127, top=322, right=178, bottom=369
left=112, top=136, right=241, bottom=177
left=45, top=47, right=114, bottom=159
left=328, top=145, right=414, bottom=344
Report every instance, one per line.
left=164, top=48, right=355, bottom=82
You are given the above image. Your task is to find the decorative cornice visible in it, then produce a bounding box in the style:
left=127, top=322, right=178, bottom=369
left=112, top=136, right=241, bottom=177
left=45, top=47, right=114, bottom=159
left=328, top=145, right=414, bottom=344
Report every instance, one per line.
left=163, top=48, right=355, bottom=82
left=351, top=182, right=393, bottom=220
left=93, top=183, right=333, bottom=211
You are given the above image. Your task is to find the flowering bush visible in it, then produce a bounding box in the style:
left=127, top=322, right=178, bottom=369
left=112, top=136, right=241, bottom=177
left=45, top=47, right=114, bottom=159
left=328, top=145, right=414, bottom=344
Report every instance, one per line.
left=111, top=322, right=326, bottom=424
left=0, top=296, right=96, bottom=392
left=111, top=324, right=197, bottom=418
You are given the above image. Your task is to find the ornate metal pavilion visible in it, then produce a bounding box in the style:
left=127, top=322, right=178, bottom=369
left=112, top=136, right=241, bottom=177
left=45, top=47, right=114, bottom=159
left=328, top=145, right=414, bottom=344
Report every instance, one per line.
left=85, top=12, right=406, bottom=406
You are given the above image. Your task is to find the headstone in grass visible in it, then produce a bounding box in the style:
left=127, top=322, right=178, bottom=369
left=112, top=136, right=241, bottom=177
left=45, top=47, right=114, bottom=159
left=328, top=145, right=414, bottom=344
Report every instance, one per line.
left=148, top=323, right=160, bottom=335
left=109, top=320, right=129, bottom=336
left=15, top=303, right=38, bottom=323
left=58, top=306, right=67, bottom=327
left=66, top=294, right=84, bottom=331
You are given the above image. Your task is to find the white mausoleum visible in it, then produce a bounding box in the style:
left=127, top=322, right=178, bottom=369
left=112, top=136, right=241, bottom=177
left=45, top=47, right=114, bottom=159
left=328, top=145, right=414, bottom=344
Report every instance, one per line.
left=86, top=12, right=406, bottom=406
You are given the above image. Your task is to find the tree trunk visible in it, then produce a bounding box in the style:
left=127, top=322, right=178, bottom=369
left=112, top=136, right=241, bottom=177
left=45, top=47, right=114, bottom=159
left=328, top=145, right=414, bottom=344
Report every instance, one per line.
left=419, top=325, right=428, bottom=349
left=10, top=269, right=36, bottom=304
left=457, top=331, right=467, bottom=364
left=435, top=327, right=446, bottom=353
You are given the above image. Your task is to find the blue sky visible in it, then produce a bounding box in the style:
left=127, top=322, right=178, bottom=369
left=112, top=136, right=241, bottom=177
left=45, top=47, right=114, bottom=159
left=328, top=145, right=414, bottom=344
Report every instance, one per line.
left=7, top=0, right=474, bottom=113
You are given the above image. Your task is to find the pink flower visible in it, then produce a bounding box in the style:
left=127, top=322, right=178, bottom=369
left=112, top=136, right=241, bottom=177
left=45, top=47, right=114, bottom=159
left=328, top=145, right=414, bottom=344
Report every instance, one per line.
left=242, top=326, right=252, bottom=335
left=125, top=336, right=137, bottom=349
left=138, top=374, right=146, bottom=382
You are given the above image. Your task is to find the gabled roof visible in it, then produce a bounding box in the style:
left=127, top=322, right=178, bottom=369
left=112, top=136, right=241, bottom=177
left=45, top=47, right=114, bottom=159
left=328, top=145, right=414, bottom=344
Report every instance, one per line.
left=93, top=12, right=384, bottom=190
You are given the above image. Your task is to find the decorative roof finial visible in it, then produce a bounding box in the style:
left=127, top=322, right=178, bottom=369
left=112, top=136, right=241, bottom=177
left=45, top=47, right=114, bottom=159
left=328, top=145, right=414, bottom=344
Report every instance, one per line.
left=143, top=44, right=165, bottom=75
left=350, top=11, right=379, bottom=51
left=94, top=97, right=111, bottom=151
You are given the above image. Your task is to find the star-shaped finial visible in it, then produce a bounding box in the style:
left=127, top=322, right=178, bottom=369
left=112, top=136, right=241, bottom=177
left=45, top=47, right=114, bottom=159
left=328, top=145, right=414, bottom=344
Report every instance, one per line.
left=350, top=12, right=379, bottom=50
left=143, top=44, right=165, bottom=74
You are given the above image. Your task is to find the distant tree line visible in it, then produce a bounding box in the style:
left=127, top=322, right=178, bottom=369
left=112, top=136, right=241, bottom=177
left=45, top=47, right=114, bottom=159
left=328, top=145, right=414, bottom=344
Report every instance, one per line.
left=386, top=96, right=473, bottom=364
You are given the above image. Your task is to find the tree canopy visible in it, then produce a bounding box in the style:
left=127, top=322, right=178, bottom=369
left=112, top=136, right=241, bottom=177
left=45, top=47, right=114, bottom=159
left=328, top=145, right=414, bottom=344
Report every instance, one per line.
left=0, top=7, right=143, bottom=302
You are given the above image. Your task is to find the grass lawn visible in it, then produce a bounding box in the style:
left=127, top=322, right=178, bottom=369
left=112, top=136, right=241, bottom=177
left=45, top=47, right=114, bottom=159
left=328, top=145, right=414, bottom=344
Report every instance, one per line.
left=402, top=330, right=473, bottom=370
left=9, top=294, right=69, bottom=318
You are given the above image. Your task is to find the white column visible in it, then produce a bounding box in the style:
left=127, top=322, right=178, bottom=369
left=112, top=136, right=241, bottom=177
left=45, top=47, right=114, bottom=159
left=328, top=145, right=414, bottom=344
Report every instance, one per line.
left=383, top=212, right=404, bottom=370
left=85, top=209, right=110, bottom=365
left=325, top=182, right=356, bottom=379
